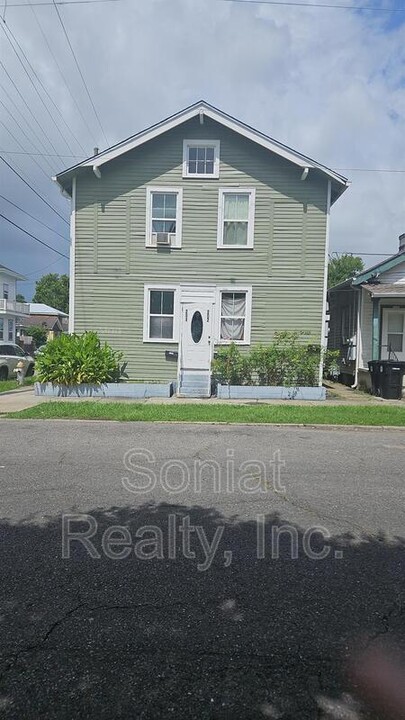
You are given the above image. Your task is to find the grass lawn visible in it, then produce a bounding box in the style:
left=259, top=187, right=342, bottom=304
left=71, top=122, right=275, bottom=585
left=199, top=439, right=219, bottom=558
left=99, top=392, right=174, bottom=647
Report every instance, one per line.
left=7, top=401, right=405, bottom=426
left=0, top=377, right=35, bottom=393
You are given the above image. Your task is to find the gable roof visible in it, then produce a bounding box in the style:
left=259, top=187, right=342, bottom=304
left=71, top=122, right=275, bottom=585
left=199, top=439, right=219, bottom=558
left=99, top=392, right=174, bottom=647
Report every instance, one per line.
left=0, top=263, right=26, bottom=281
left=29, top=303, right=68, bottom=317
left=352, top=250, right=405, bottom=285
left=54, top=100, right=349, bottom=204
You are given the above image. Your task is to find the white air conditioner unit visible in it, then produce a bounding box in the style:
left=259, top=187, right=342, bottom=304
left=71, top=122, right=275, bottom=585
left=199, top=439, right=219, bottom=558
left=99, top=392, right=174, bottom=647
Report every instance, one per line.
left=154, top=232, right=174, bottom=246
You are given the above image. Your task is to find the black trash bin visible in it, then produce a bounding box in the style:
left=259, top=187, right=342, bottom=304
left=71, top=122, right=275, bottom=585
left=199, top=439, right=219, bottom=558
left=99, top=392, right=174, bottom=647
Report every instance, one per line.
left=374, top=360, right=405, bottom=400
left=368, top=360, right=381, bottom=396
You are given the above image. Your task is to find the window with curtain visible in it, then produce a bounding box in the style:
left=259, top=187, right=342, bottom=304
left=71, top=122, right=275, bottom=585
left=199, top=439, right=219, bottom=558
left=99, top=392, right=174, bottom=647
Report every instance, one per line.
left=7, top=320, right=13, bottom=341
left=220, top=292, right=246, bottom=341
left=218, top=189, right=255, bottom=248
left=387, top=312, right=404, bottom=353
left=148, top=290, right=175, bottom=340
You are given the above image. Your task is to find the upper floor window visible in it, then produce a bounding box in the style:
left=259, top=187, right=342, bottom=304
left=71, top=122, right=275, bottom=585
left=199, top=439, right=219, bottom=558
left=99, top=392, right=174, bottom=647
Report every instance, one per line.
left=217, top=189, right=255, bottom=249
left=182, top=140, right=220, bottom=178
left=146, top=187, right=183, bottom=248
left=3, top=283, right=9, bottom=300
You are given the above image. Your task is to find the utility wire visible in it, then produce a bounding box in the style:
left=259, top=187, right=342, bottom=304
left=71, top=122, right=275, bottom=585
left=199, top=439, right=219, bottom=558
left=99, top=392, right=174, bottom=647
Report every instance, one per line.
left=0, top=213, right=69, bottom=259
left=1, top=19, right=86, bottom=156
left=0, top=60, right=62, bottom=159
left=27, top=0, right=97, bottom=151
left=0, top=193, right=70, bottom=242
left=0, top=113, right=57, bottom=181
left=1, top=0, right=404, bottom=11
left=51, top=0, right=109, bottom=146
left=1, top=156, right=69, bottom=225
left=0, top=96, right=56, bottom=174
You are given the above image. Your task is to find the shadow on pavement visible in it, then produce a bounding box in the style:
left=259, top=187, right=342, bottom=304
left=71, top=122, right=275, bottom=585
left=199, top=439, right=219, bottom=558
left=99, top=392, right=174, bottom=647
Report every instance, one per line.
left=0, top=503, right=404, bottom=719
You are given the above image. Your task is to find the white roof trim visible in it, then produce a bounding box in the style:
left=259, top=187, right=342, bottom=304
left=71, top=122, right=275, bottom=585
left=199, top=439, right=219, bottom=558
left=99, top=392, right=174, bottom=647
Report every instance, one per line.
left=55, top=102, right=349, bottom=192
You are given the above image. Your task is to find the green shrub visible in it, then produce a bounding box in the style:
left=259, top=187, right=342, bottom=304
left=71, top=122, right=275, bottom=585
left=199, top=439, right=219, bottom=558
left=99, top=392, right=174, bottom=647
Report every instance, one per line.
left=25, top=325, right=48, bottom=347
left=34, top=332, right=127, bottom=385
left=212, top=343, right=252, bottom=386
left=212, top=333, right=335, bottom=387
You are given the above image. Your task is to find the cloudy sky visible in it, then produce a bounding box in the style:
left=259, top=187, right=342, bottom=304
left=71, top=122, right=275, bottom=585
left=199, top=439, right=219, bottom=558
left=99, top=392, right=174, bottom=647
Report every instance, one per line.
left=0, top=0, right=404, bottom=300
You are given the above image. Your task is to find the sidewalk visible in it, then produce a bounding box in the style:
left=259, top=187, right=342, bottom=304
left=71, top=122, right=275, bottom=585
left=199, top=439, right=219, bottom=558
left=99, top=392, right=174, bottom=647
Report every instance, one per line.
left=0, top=383, right=403, bottom=414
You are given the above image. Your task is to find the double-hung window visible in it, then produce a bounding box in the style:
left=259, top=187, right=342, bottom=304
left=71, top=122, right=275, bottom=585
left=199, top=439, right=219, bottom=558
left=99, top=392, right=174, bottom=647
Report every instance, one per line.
left=7, top=319, right=13, bottom=341
left=217, top=288, right=252, bottom=344
left=146, top=187, right=183, bottom=248
left=143, top=286, right=179, bottom=342
left=217, top=189, right=255, bottom=249
left=387, top=312, right=404, bottom=354
left=183, top=140, right=220, bottom=178
left=3, top=284, right=9, bottom=300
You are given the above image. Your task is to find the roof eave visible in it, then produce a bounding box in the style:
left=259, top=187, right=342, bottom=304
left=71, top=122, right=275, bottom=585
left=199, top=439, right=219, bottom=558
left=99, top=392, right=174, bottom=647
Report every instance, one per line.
left=54, top=100, right=349, bottom=197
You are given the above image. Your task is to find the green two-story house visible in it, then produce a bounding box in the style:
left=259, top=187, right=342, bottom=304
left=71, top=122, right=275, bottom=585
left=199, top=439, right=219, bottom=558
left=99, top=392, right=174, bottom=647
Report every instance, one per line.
left=55, top=101, right=348, bottom=396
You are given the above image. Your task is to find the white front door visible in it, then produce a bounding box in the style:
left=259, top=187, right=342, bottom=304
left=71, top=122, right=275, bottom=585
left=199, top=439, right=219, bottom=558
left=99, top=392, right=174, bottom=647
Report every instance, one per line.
left=381, top=308, right=405, bottom=361
left=178, top=302, right=213, bottom=397
left=181, top=302, right=213, bottom=370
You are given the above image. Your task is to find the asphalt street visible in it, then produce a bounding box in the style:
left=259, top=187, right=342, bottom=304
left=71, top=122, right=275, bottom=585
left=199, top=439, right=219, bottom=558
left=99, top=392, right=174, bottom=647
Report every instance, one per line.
left=0, top=420, right=404, bottom=719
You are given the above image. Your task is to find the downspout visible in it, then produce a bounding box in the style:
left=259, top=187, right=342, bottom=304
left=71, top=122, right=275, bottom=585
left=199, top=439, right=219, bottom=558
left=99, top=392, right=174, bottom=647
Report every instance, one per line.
left=319, top=180, right=331, bottom=386
left=68, top=176, right=76, bottom=334
left=351, top=287, right=361, bottom=388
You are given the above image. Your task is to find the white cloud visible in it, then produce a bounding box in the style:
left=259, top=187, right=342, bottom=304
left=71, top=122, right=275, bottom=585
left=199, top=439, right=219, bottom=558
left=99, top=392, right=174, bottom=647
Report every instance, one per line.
left=1, top=0, right=404, bottom=295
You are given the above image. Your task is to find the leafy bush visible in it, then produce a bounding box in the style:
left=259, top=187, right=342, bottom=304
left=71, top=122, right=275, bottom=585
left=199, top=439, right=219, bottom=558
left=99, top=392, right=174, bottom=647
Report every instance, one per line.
left=212, top=343, right=252, bottom=386
left=34, top=332, right=127, bottom=385
left=25, top=325, right=48, bottom=347
left=212, top=332, right=338, bottom=387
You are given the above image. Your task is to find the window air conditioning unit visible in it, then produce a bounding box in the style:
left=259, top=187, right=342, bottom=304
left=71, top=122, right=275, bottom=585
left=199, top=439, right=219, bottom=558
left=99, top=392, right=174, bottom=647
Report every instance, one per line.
left=155, top=232, right=174, bottom=246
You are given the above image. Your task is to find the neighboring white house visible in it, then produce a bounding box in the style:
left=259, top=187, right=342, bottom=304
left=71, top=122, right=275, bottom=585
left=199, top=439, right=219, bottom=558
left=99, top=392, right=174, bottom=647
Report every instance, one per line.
left=0, top=264, right=29, bottom=343
left=328, top=234, right=405, bottom=390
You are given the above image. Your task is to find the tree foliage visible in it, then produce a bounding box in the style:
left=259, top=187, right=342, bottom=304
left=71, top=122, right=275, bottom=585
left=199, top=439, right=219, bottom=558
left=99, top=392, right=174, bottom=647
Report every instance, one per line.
left=16, top=293, right=26, bottom=303
left=328, top=254, right=364, bottom=288
left=32, top=274, right=69, bottom=314
left=26, top=325, right=48, bottom=348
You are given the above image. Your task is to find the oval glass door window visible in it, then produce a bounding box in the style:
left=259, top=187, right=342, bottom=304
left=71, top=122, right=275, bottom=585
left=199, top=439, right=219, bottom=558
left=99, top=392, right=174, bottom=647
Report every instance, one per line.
left=191, top=311, right=203, bottom=343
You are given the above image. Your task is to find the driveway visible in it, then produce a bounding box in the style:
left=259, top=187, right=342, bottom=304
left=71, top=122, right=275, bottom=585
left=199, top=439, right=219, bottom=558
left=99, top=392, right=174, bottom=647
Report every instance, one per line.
left=0, top=420, right=404, bottom=719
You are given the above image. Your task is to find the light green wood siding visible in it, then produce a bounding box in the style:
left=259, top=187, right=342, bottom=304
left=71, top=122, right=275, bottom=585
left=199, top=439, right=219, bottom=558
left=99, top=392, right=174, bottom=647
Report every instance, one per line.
left=73, top=116, right=328, bottom=379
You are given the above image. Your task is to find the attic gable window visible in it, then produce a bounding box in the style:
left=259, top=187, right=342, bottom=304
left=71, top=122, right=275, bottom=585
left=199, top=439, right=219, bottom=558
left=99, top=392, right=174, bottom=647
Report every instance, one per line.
left=182, top=140, right=220, bottom=178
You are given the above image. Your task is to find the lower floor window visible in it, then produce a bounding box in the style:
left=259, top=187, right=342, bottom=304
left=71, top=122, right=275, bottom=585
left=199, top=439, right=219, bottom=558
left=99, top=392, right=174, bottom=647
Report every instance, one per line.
left=8, top=319, right=13, bottom=341
left=220, top=291, right=247, bottom=342
left=147, top=289, right=175, bottom=340
left=0, top=319, right=3, bottom=340
left=387, top=312, right=404, bottom=353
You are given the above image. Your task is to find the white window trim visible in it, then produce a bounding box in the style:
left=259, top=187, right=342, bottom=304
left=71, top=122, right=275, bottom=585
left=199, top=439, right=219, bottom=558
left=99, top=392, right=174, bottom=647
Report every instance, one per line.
left=217, top=188, right=256, bottom=249
left=143, top=284, right=180, bottom=343
left=145, top=186, right=183, bottom=248
left=215, top=286, right=252, bottom=345
left=182, top=139, right=220, bottom=179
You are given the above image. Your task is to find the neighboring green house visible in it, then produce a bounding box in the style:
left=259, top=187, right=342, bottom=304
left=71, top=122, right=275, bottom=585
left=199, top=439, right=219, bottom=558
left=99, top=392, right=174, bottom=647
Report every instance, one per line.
left=54, top=101, right=348, bottom=396
left=328, top=235, right=405, bottom=390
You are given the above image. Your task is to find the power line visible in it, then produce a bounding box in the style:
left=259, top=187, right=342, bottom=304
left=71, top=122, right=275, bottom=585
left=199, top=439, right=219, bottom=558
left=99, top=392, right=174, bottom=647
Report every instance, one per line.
left=51, top=0, right=109, bottom=146
left=27, top=0, right=97, bottom=150
left=1, top=156, right=69, bottom=225
left=0, top=213, right=69, bottom=259
left=0, top=61, right=63, bottom=160
left=0, top=99, right=57, bottom=175
left=0, top=114, right=57, bottom=182
left=1, top=18, right=87, bottom=156
left=0, top=150, right=83, bottom=158
left=1, top=0, right=404, bottom=11
left=0, top=193, right=70, bottom=243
